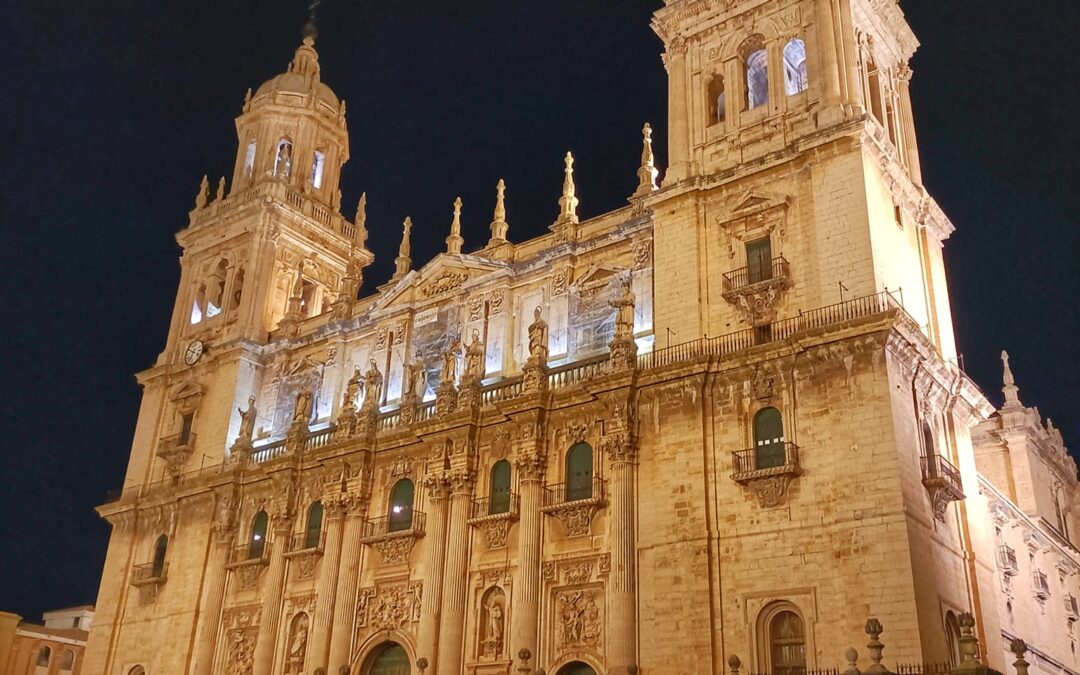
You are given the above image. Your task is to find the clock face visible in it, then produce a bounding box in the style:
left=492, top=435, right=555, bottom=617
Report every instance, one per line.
left=184, top=340, right=205, bottom=366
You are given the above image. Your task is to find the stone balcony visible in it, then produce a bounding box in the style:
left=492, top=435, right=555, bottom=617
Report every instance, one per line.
left=721, top=256, right=792, bottom=325
left=225, top=542, right=271, bottom=591
left=131, top=562, right=167, bottom=588
left=467, top=493, right=521, bottom=549
left=156, top=432, right=197, bottom=480
left=997, top=544, right=1019, bottom=576
left=358, top=512, right=426, bottom=566
left=920, top=453, right=965, bottom=522
left=731, top=442, right=801, bottom=508
left=284, top=531, right=326, bottom=581
left=541, top=478, right=607, bottom=538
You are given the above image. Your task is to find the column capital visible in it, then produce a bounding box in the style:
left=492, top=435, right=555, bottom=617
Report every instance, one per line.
left=602, top=432, right=638, bottom=464
left=513, top=453, right=546, bottom=482
left=424, top=472, right=452, bottom=500
left=448, top=468, right=476, bottom=496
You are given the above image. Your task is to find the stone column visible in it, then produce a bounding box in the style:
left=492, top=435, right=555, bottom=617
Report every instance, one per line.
left=836, top=0, right=863, bottom=112
left=252, top=517, right=292, bottom=675
left=665, top=38, right=692, bottom=182
left=418, top=477, right=451, bottom=669
left=606, top=438, right=638, bottom=674
left=813, top=0, right=842, bottom=111
left=191, top=531, right=234, bottom=675
left=896, top=65, right=923, bottom=184
left=436, top=472, right=475, bottom=675
left=306, top=498, right=347, bottom=673
left=510, top=453, right=544, bottom=664
left=328, top=501, right=367, bottom=673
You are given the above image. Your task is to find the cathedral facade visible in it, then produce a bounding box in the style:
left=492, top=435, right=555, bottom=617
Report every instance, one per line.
left=84, top=2, right=1080, bottom=675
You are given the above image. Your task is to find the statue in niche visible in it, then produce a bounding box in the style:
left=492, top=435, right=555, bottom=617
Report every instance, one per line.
left=342, top=365, right=364, bottom=410
left=465, top=329, right=485, bottom=380
left=404, top=350, right=426, bottom=398
left=363, top=358, right=383, bottom=409
left=236, top=396, right=257, bottom=446
left=480, top=587, right=505, bottom=658
left=608, top=279, right=636, bottom=338
left=292, top=387, right=313, bottom=425
left=527, top=306, right=549, bottom=361
left=441, top=337, right=461, bottom=385
left=285, top=613, right=309, bottom=673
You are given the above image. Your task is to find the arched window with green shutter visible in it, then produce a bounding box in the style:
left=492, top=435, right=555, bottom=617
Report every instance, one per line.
left=753, top=407, right=785, bottom=469
left=304, top=501, right=323, bottom=549
left=388, top=479, right=415, bottom=533
left=249, top=510, right=268, bottom=559
left=363, top=642, right=410, bottom=675
left=489, top=460, right=512, bottom=514
left=152, top=534, right=168, bottom=578
left=566, top=442, right=594, bottom=502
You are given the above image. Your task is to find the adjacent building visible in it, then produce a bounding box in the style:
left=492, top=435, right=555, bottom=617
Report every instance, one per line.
left=1, top=607, right=93, bottom=675
left=83, top=2, right=1079, bottom=675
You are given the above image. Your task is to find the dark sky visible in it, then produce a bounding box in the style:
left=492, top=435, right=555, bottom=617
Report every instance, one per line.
left=1, top=1, right=1077, bottom=622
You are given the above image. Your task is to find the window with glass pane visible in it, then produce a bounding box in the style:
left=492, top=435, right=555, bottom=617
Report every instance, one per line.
left=305, top=502, right=323, bottom=549
left=489, top=460, right=512, bottom=514
left=366, top=642, right=410, bottom=675
left=746, top=49, right=769, bottom=109
left=770, top=611, right=806, bottom=675
left=152, top=534, right=168, bottom=578
left=37, top=647, right=51, bottom=667
left=249, top=511, right=268, bottom=559
left=746, top=238, right=772, bottom=284
left=388, top=479, right=414, bottom=532
left=754, top=407, right=785, bottom=469
left=179, top=412, right=194, bottom=445
left=566, top=443, right=594, bottom=502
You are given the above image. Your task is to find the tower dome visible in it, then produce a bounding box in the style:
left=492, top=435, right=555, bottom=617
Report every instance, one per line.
left=252, top=35, right=340, bottom=110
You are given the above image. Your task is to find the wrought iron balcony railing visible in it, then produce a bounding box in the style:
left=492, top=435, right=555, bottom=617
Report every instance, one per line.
left=731, top=442, right=800, bottom=481
left=469, top=493, right=520, bottom=522
left=228, top=541, right=271, bottom=566
left=1032, top=570, right=1050, bottom=599
left=131, top=562, right=168, bottom=587
left=1065, top=594, right=1079, bottom=618
left=541, top=477, right=607, bottom=509
left=722, top=256, right=791, bottom=292
left=359, top=512, right=427, bottom=542
left=997, top=545, right=1019, bottom=576
left=921, top=454, right=965, bottom=522
left=288, top=530, right=327, bottom=554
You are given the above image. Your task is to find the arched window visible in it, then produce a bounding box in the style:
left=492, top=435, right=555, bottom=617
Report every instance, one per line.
left=708, top=75, right=726, bottom=125
left=152, top=534, right=168, bottom=578
left=388, top=479, right=415, bottom=533
left=363, top=641, right=410, bottom=675
left=556, top=663, right=598, bottom=675
left=866, top=55, right=883, bottom=123
left=489, top=460, right=512, bottom=515
left=566, top=442, right=594, bottom=502
left=232, top=267, right=246, bottom=310
left=768, top=609, right=807, bottom=675
left=310, top=150, right=326, bottom=189
left=305, top=501, right=324, bottom=549
left=128, top=667, right=146, bottom=675
left=60, top=650, right=75, bottom=672
left=274, top=138, right=294, bottom=178
left=754, top=407, right=786, bottom=469
left=190, top=284, right=207, bottom=324
left=243, top=140, right=257, bottom=178
left=740, top=36, right=769, bottom=110
left=921, top=420, right=936, bottom=458
left=944, top=611, right=962, bottom=666
left=208, top=259, right=228, bottom=314
left=783, top=39, right=808, bottom=95
left=249, top=510, right=268, bottom=559
left=36, top=647, right=51, bottom=667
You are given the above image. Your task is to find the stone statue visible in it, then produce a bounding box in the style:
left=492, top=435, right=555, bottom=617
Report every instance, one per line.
left=486, top=600, right=504, bottom=654
left=609, top=279, right=636, bottom=337
left=465, top=329, right=485, bottom=380
left=293, top=388, right=313, bottom=424
left=236, top=396, right=257, bottom=445
left=441, top=337, right=461, bottom=385
left=286, top=616, right=308, bottom=673
left=405, top=350, right=426, bottom=398
left=364, top=358, right=383, bottom=409
left=528, top=306, right=548, bottom=360
left=342, top=365, right=364, bottom=410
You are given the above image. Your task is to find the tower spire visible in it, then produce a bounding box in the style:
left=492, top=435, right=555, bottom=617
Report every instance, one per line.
left=393, top=217, right=413, bottom=281
left=557, top=152, right=579, bottom=224
left=489, top=179, right=509, bottom=244
left=635, top=123, right=659, bottom=196
left=446, top=198, right=464, bottom=254
left=1001, top=350, right=1022, bottom=407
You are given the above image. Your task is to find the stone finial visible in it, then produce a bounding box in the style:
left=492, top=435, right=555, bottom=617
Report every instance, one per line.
left=354, top=192, right=369, bottom=249
left=286, top=261, right=305, bottom=317
left=393, top=217, right=413, bottom=280
left=195, top=175, right=209, bottom=209
left=557, top=151, right=580, bottom=223
left=1009, top=638, right=1029, bottom=675
left=516, top=648, right=532, bottom=673
left=242, top=88, right=252, bottom=113
left=728, top=653, right=741, bottom=675
left=1001, top=350, right=1021, bottom=407
left=490, top=179, right=509, bottom=242
left=843, top=647, right=860, bottom=675
left=957, top=612, right=981, bottom=668
left=635, top=123, right=660, bottom=196
left=864, top=618, right=886, bottom=673
left=416, top=657, right=429, bottom=675
left=215, top=177, right=227, bottom=202
left=446, top=197, right=464, bottom=254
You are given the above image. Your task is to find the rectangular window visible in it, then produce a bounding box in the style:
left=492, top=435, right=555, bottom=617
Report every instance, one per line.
left=179, top=413, right=194, bottom=445
left=746, top=237, right=773, bottom=284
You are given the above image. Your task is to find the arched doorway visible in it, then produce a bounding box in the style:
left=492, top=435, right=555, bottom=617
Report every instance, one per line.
left=556, top=662, right=597, bottom=675
left=363, top=642, right=410, bottom=675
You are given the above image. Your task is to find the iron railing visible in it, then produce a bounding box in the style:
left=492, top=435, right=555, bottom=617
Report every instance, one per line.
left=732, top=442, right=800, bottom=478
left=229, top=541, right=271, bottom=565
left=470, top=493, right=520, bottom=520
left=1065, top=594, right=1079, bottom=617
left=360, top=512, right=426, bottom=540
left=722, top=256, right=790, bottom=292
left=542, top=477, right=606, bottom=508
left=131, top=562, right=168, bottom=585
left=997, top=545, right=1019, bottom=575
left=289, top=530, right=326, bottom=553
left=1032, top=570, right=1050, bottom=598
left=921, top=454, right=963, bottom=494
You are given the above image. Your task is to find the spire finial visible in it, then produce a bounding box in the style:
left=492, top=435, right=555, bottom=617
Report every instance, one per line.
left=1001, top=350, right=1021, bottom=406
left=558, top=151, right=579, bottom=223
left=394, top=217, right=413, bottom=280
left=446, top=197, right=464, bottom=254
left=242, top=88, right=252, bottom=113
left=354, top=192, right=369, bottom=249
left=195, top=175, right=209, bottom=210
left=489, top=179, right=509, bottom=243
left=215, top=177, right=227, bottom=202
left=635, top=123, right=659, bottom=196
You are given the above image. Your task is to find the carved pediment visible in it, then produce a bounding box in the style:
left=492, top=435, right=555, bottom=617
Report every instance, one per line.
left=571, top=264, right=629, bottom=293
left=719, top=189, right=790, bottom=225
left=169, top=380, right=206, bottom=408
left=371, top=254, right=511, bottom=314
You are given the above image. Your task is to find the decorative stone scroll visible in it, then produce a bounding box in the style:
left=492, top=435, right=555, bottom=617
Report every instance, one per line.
left=355, top=581, right=423, bottom=631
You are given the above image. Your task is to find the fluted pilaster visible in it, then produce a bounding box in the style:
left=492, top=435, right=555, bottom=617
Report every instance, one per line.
left=607, top=455, right=638, bottom=673
left=665, top=39, right=691, bottom=182
left=436, top=473, right=475, bottom=675
left=191, top=533, right=233, bottom=675
left=252, top=519, right=292, bottom=675
left=813, top=0, right=842, bottom=111
left=418, top=477, right=451, bottom=669
left=328, top=504, right=367, bottom=673
left=510, top=454, right=544, bottom=663
left=307, top=499, right=347, bottom=672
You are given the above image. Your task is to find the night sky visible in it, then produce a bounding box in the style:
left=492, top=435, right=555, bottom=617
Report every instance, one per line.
left=2, top=1, right=1077, bottom=623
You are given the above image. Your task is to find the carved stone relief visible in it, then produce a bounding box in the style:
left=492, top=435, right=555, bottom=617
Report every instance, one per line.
left=356, top=581, right=423, bottom=631
left=555, top=589, right=602, bottom=649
